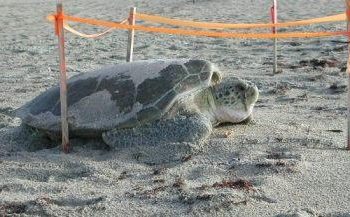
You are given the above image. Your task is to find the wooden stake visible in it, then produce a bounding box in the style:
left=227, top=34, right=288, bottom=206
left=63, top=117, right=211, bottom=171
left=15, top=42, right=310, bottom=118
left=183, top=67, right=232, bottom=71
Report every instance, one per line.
left=346, top=0, right=350, bottom=150
left=126, top=7, right=136, bottom=62
left=271, top=0, right=278, bottom=74
left=56, top=2, right=70, bottom=153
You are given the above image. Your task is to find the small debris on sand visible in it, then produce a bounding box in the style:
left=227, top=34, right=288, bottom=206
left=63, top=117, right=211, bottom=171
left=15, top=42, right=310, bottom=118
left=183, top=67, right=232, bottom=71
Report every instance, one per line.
left=212, top=179, right=254, bottom=191
left=299, top=58, right=340, bottom=68
left=117, top=171, right=129, bottom=180
left=173, top=177, right=186, bottom=189
left=329, top=82, right=347, bottom=94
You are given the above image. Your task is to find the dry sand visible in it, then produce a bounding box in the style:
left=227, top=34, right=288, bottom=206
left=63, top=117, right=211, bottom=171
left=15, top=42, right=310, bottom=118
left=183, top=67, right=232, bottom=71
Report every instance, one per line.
left=1, top=0, right=350, bottom=216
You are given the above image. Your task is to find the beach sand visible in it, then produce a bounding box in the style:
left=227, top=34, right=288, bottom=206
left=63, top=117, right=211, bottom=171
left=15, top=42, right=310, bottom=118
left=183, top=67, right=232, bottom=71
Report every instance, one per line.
left=0, top=0, right=349, bottom=216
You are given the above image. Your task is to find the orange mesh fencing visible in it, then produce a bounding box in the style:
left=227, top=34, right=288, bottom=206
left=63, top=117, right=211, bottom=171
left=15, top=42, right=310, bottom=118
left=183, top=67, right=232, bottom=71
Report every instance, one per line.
left=48, top=14, right=349, bottom=39
left=135, top=13, right=346, bottom=29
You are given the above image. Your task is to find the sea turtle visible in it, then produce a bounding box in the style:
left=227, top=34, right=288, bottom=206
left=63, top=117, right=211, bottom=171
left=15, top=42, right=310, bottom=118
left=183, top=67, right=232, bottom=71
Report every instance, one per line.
left=17, top=59, right=259, bottom=151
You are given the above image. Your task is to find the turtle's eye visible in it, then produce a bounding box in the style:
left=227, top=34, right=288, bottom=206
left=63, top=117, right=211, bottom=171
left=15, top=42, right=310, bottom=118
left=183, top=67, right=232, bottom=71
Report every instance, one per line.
left=211, top=72, right=221, bottom=84
left=237, top=84, right=245, bottom=91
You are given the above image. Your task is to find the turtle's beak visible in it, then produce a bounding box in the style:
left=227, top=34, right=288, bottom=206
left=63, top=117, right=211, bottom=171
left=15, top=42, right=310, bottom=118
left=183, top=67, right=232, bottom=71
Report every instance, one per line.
left=244, top=84, right=259, bottom=111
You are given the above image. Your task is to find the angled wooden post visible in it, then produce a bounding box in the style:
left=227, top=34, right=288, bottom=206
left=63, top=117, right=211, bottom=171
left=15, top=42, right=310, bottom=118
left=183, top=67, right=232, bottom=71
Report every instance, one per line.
left=271, top=0, right=278, bottom=74
left=126, top=7, right=136, bottom=62
left=346, top=0, right=350, bottom=150
left=56, top=1, right=70, bottom=153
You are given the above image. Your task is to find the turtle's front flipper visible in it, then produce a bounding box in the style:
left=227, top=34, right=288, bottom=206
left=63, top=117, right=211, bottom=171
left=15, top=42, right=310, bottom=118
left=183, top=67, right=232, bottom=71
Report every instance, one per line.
left=102, top=115, right=212, bottom=164
left=102, top=115, right=212, bottom=147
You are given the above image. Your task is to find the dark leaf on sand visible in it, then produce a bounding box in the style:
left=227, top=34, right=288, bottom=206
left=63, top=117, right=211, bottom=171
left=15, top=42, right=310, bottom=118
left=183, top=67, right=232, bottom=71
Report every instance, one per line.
left=181, top=155, right=192, bottom=162
left=196, top=184, right=210, bottom=191
left=153, top=179, right=165, bottom=183
left=0, top=185, right=9, bottom=193
left=256, top=162, right=273, bottom=168
left=299, top=58, right=340, bottom=69
left=153, top=167, right=167, bottom=175
left=118, top=171, right=128, bottom=180
left=196, top=194, right=213, bottom=201
left=140, top=186, right=167, bottom=198
left=173, top=177, right=186, bottom=188
left=212, top=179, right=254, bottom=191
left=329, top=83, right=347, bottom=94
left=289, top=41, right=301, bottom=46
left=326, top=129, right=343, bottom=133
left=267, top=152, right=301, bottom=160
left=275, top=161, right=287, bottom=167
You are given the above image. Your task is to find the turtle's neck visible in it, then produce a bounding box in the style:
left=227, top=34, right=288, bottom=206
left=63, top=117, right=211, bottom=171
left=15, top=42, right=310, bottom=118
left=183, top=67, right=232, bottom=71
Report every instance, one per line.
left=193, top=87, right=219, bottom=126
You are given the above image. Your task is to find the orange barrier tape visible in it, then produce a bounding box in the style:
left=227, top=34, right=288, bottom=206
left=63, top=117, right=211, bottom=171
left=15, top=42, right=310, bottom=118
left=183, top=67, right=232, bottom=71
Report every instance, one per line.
left=63, top=19, right=128, bottom=38
left=48, top=14, right=349, bottom=39
left=63, top=23, right=114, bottom=38
left=136, top=13, right=346, bottom=29
left=48, top=15, right=127, bottom=38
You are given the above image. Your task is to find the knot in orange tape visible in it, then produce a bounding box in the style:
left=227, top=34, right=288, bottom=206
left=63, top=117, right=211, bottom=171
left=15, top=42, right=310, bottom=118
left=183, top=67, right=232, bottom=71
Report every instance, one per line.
left=347, top=9, right=350, bottom=19
left=54, top=13, right=65, bottom=36
left=47, top=13, right=129, bottom=39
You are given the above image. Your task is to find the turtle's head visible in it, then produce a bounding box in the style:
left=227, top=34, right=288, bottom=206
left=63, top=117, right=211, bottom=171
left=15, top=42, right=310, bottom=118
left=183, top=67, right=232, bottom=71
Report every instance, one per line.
left=211, top=76, right=259, bottom=124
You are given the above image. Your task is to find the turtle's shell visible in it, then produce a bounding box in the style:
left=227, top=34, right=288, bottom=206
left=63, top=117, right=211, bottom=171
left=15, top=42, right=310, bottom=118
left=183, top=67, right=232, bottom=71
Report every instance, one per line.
left=17, top=59, right=222, bottom=136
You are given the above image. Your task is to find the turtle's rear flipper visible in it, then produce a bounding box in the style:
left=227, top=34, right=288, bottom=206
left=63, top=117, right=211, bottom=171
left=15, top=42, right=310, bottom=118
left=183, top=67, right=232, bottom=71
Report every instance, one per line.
left=102, top=115, right=212, bottom=164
